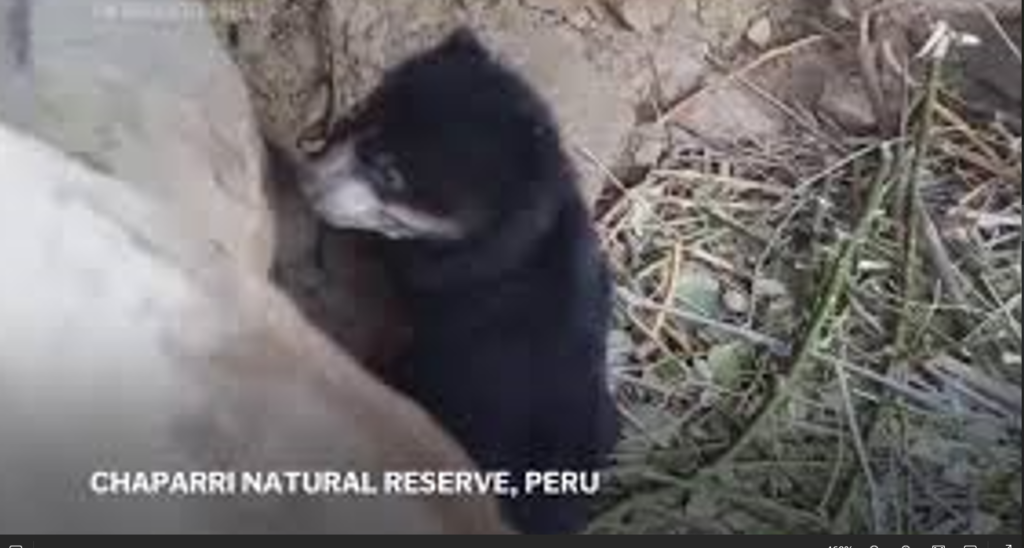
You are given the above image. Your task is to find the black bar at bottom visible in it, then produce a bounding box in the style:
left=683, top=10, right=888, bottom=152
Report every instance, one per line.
left=1, top=535, right=1021, bottom=543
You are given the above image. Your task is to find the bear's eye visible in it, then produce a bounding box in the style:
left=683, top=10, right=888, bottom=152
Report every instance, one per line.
left=368, top=154, right=407, bottom=198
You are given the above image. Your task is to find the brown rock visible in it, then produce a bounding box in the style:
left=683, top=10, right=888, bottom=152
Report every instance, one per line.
left=674, top=83, right=785, bottom=144
left=607, top=0, right=676, bottom=35
left=818, top=75, right=879, bottom=134
left=745, top=15, right=773, bottom=48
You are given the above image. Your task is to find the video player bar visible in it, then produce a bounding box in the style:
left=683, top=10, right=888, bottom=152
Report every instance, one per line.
left=2, top=536, right=1021, bottom=544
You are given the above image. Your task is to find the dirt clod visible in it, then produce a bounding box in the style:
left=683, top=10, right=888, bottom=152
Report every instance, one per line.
left=606, top=0, right=676, bottom=35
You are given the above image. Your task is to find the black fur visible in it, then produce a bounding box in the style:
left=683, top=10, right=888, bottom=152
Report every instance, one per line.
left=324, top=29, right=619, bottom=534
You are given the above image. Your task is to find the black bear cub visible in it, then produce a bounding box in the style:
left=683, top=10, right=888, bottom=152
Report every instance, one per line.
left=301, top=29, right=619, bottom=534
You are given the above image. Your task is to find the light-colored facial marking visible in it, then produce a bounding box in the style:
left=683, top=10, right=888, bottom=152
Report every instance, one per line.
left=383, top=203, right=465, bottom=240
left=303, top=141, right=463, bottom=241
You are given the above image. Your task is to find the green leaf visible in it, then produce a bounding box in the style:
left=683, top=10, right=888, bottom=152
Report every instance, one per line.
left=707, top=342, right=755, bottom=388
left=675, top=270, right=723, bottom=319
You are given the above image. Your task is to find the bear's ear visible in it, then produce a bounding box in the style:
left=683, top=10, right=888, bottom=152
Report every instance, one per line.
left=437, top=27, right=489, bottom=59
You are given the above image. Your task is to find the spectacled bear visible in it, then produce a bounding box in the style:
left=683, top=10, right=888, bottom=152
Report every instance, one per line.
left=299, top=28, right=619, bottom=534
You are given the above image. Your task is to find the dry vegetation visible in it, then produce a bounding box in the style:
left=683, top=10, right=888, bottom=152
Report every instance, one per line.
left=590, top=8, right=1022, bottom=535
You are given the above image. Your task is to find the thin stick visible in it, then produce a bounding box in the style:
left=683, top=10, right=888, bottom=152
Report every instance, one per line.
left=858, top=11, right=892, bottom=135
left=616, top=288, right=791, bottom=356
left=755, top=141, right=890, bottom=278
left=658, top=35, right=827, bottom=126
left=634, top=470, right=831, bottom=532
left=704, top=147, right=897, bottom=469
left=652, top=245, right=683, bottom=337
left=651, top=168, right=791, bottom=198
left=812, top=352, right=945, bottom=411
left=915, top=191, right=972, bottom=308
left=978, top=4, right=1022, bottom=63
left=896, top=46, right=944, bottom=358
left=831, top=348, right=881, bottom=528
left=935, top=103, right=1012, bottom=177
